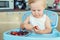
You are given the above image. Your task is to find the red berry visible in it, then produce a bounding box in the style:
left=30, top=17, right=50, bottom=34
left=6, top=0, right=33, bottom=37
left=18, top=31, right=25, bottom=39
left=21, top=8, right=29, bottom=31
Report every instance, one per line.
left=34, top=26, right=38, bottom=30
left=10, top=31, right=29, bottom=36
left=11, top=32, right=18, bottom=35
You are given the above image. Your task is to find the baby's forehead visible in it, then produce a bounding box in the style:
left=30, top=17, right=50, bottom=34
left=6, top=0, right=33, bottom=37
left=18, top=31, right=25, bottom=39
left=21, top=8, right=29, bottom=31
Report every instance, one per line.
left=31, top=7, right=43, bottom=10
left=30, top=0, right=46, bottom=8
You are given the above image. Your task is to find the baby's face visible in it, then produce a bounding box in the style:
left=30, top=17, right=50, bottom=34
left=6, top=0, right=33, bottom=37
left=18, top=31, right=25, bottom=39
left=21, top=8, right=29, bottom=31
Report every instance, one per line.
left=30, top=1, right=45, bottom=18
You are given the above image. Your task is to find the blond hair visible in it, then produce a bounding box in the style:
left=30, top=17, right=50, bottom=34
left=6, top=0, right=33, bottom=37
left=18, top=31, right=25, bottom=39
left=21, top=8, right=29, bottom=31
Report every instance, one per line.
left=28, top=0, right=46, bottom=8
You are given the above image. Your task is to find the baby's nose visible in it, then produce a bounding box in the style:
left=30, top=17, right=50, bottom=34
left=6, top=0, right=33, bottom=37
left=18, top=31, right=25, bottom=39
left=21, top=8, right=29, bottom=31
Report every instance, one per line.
left=35, top=11, right=38, bottom=13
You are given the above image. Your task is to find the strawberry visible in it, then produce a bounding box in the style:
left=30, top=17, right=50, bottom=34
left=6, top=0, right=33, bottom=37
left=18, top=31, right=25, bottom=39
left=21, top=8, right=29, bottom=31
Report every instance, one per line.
left=34, top=26, right=38, bottom=30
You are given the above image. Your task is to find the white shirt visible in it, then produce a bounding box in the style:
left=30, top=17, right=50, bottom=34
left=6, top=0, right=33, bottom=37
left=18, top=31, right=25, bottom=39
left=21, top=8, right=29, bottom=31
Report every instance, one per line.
left=30, top=14, right=46, bottom=30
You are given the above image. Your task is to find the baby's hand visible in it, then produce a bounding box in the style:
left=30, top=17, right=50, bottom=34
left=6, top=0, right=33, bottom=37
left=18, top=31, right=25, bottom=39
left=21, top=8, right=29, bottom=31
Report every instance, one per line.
left=33, top=26, right=39, bottom=30
left=20, top=23, right=24, bottom=29
left=33, top=26, right=40, bottom=33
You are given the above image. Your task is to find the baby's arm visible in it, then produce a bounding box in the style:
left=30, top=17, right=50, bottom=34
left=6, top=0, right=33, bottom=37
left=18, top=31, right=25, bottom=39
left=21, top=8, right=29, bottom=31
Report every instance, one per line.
left=20, top=16, right=33, bottom=31
left=43, top=16, right=52, bottom=34
left=34, top=16, right=52, bottom=34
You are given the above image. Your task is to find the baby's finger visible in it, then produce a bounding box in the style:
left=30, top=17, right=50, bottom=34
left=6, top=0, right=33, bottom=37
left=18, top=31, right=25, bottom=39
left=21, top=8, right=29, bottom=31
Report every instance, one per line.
left=36, top=26, right=39, bottom=29
left=34, top=26, right=39, bottom=30
left=34, top=28, right=39, bottom=33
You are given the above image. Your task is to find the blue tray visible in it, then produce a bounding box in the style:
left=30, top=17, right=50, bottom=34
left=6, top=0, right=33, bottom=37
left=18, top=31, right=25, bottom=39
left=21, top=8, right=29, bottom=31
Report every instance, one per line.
left=3, top=28, right=60, bottom=40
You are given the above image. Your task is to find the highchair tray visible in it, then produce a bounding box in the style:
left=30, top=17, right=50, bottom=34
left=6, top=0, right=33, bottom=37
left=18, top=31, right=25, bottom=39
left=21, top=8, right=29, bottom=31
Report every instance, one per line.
left=3, top=28, right=60, bottom=40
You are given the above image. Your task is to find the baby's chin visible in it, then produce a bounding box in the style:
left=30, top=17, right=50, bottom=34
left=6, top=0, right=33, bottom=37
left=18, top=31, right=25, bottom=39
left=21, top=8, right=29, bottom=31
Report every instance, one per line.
left=34, top=16, right=41, bottom=18
left=34, top=15, right=43, bottom=18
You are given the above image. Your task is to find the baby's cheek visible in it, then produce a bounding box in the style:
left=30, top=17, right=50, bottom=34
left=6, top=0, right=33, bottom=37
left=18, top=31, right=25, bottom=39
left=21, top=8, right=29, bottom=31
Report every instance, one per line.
left=32, top=12, right=35, bottom=15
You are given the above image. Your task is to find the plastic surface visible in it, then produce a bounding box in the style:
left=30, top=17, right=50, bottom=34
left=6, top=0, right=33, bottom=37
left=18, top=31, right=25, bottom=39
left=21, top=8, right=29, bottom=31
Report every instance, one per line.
left=3, top=28, right=60, bottom=40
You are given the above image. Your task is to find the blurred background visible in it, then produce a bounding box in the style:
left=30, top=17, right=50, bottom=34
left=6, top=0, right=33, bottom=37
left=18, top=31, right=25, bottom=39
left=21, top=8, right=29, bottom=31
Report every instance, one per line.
left=0, top=0, right=60, bottom=40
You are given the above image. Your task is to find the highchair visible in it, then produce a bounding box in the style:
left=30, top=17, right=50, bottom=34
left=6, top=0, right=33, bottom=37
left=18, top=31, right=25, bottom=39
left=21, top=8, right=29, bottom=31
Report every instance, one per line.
left=3, top=10, right=60, bottom=40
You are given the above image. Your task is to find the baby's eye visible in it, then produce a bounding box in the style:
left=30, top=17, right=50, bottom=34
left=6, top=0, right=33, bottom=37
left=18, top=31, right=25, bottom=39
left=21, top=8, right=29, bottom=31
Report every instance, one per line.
left=38, top=10, right=40, bottom=11
left=33, top=10, right=35, bottom=11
